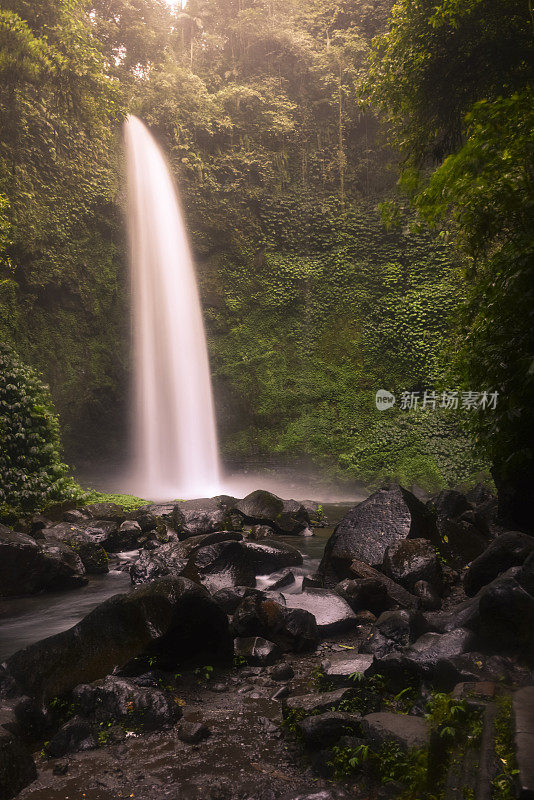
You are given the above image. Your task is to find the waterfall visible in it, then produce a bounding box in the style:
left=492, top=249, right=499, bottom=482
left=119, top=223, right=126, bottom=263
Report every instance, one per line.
left=124, top=115, right=220, bottom=500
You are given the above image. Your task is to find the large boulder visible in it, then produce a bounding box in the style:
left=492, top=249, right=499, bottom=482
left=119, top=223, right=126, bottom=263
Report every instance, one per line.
left=5, top=577, right=232, bottom=702
left=235, top=490, right=310, bottom=534
left=0, top=528, right=87, bottom=596
left=360, top=609, right=421, bottom=658
left=284, top=688, right=355, bottom=716
left=234, top=636, right=282, bottom=666
left=232, top=595, right=318, bottom=652
left=241, top=540, right=303, bottom=573
left=345, top=559, right=419, bottom=609
left=362, top=712, right=429, bottom=751
left=376, top=628, right=476, bottom=682
left=129, top=532, right=244, bottom=586
left=318, top=485, right=435, bottom=584
left=43, top=523, right=109, bottom=574
left=83, top=502, right=126, bottom=523
left=173, top=498, right=242, bottom=539
left=464, top=532, right=534, bottom=596
left=383, top=538, right=442, bottom=592
left=334, top=578, right=391, bottom=616
left=428, top=490, right=491, bottom=569
left=72, top=676, right=182, bottom=729
left=0, top=706, right=36, bottom=800
left=282, top=589, right=358, bottom=636
left=185, top=540, right=257, bottom=592
left=296, top=712, right=362, bottom=747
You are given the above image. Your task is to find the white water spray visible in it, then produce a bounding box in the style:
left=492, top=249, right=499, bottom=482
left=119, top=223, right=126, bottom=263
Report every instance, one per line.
left=124, top=115, right=220, bottom=500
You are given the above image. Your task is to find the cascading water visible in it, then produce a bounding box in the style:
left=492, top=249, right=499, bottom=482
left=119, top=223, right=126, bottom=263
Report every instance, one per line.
left=124, top=115, right=220, bottom=500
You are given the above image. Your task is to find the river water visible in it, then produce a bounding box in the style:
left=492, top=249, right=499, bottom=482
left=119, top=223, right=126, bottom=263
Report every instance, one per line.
left=0, top=503, right=352, bottom=661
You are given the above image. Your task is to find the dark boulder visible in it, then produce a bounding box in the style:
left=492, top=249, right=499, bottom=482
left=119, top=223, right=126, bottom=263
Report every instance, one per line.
left=234, top=636, right=282, bottom=666
left=427, top=490, right=471, bottom=520
left=475, top=571, right=534, bottom=653
left=0, top=707, right=36, bottom=800
left=334, top=578, right=391, bottom=616
left=296, top=711, right=362, bottom=747
left=433, top=516, right=490, bottom=570
left=110, top=520, right=143, bottom=551
left=464, top=532, right=534, bottom=596
left=318, top=485, right=435, bottom=583
left=269, top=663, right=294, bottom=681
left=128, top=509, right=158, bottom=533
left=349, top=560, right=419, bottom=610
left=43, top=523, right=108, bottom=574
left=235, top=490, right=310, bottom=534
left=362, top=712, right=429, bottom=751
left=84, top=502, right=126, bottom=523
left=44, top=716, right=97, bottom=757
left=414, top=580, right=441, bottom=610
left=378, top=628, right=476, bottom=680
left=232, top=595, right=318, bottom=652
left=284, top=688, right=355, bottom=716
left=72, top=676, right=182, bottom=729
left=269, top=570, right=296, bottom=590
left=177, top=720, right=210, bottom=744
left=5, top=577, right=232, bottom=702
left=82, top=519, right=119, bottom=547
left=245, top=524, right=276, bottom=540
left=241, top=540, right=303, bottom=573
left=211, top=586, right=251, bottom=613
left=321, top=653, right=374, bottom=687
left=186, top=540, right=257, bottom=592
left=360, top=609, right=421, bottom=659
left=0, top=528, right=87, bottom=596
left=383, top=538, right=442, bottom=592
left=63, top=508, right=92, bottom=524
left=130, top=532, right=245, bottom=586
left=282, top=589, right=357, bottom=636
left=173, top=498, right=243, bottom=539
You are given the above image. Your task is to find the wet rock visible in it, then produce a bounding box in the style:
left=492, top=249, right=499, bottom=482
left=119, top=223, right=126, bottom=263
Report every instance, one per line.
left=432, top=511, right=490, bottom=570
left=232, top=595, right=318, bottom=652
left=269, top=570, right=296, bottom=590
left=63, top=508, right=92, bottom=523
left=5, top=577, right=232, bottom=702
left=427, top=490, right=471, bottom=521
left=241, top=540, right=303, bottom=574
left=130, top=532, right=245, bottom=586
left=360, top=609, right=419, bottom=658
left=296, top=711, right=363, bottom=747
left=414, top=580, right=441, bottom=610
left=354, top=610, right=377, bottom=625
left=235, top=490, right=310, bottom=534
left=84, top=502, right=126, bottom=522
left=212, top=586, right=250, bottom=613
left=272, top=685, right=290, bottom=701
left=43, top=523, right=109, bottom=574
left=173, top=498, right=242, bottom=539
left=321, top=653, right=373, bottom=686
left=334, top=578, right=391, bottom=616
left=83, top=519, right=120, bottom=547
left=302, top=575, right=322, bottom=590
left=282, top=589, right=357, bottom=636
left=245, top=524, right=275, bottom=540
left=383, top=538, right=442, bottom=592
left=475, top=570, right=534, bottom=652
left=73, top=676, right=181, bottom=729
left=45, top=715, right=97, bottom=757
left=234, top=636, right=282, bottom=666
left=463, top=533, right=534, bottom=597
left=187, top=540, right=257, bottom=592
left=346, top=560, right=419, bottom=610
left=0, top=528, right=87, bottom=596
left=284, top=688, right=355, bottom=716
left=129, top=509, right=158, bottom=533
left=379, top=628, right=476, bottom=681
left=177, top=720, right=210, bottom=744
left=269, top=663, right=295, bottom=681
left=110, top=520, right=143, bottom=551
left=362, top=712, right=429, bottom=751
left=318, top=485, right=435, bottom=583
left=0, top=708, right=36, bottom=799
left=130, top=542, right=189, bottom=585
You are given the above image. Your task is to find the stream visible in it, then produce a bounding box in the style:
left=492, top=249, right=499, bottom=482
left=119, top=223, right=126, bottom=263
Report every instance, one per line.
left=0, top=503, right=352, bottom=662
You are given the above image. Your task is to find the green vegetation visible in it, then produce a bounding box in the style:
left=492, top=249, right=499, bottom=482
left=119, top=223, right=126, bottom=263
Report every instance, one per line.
left=81, top=491, right=148, bottom=512
left=0, top=345, right=82, bottom=516
left=0, top=0, right=496, bottom=494
left=492, top=695, right=518, bottom=800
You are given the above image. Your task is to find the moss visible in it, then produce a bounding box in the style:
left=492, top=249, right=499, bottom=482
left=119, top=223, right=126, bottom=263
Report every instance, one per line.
left=81, top=491, right=148, bottom=512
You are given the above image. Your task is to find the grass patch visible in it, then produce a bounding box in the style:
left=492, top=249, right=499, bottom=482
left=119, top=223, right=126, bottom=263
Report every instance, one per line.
left=81, top=491, right=148, bottom=512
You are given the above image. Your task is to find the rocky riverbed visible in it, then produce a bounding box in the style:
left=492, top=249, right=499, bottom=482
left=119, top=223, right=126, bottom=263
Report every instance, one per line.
left=1, top=485, right=534, bottom=800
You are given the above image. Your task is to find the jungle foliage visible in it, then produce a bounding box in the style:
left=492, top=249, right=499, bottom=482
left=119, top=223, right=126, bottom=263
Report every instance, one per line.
left=3, top=0, right=527, bottom=499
